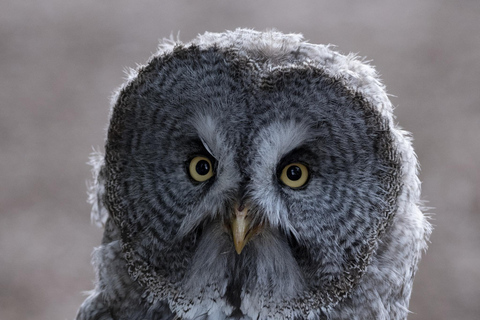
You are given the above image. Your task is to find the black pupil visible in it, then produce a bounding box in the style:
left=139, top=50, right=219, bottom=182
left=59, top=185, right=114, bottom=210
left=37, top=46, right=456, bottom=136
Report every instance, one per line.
left=196, top=159, right=210, bottom=175
left=286, top=165, right=302, bottom=181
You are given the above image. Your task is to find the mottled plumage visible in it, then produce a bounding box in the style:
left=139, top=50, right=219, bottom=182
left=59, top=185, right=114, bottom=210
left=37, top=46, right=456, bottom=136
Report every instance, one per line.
left=76, top=29, right=431, bottom=320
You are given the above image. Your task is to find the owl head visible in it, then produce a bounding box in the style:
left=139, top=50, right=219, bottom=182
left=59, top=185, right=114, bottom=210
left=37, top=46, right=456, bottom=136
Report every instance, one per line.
left=83, top=29, right=431, bottom=320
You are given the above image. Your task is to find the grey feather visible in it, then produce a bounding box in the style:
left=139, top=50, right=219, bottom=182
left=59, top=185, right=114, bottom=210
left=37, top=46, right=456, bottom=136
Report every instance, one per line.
left=76, top=28, right=431, bottom=320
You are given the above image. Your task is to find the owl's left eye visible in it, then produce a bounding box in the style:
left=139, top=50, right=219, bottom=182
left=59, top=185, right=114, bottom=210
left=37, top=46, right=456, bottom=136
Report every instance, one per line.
left=189, top=156, right=214, bottom=182
left=280, top=163, right=309, bottom=189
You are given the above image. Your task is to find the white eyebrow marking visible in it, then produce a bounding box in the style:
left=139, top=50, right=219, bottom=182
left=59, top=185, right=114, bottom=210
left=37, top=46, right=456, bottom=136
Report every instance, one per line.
left=256, top=119, right=312, bottom=167
left=248, top=120, right=313, bottom=233
left=200, top=136, right=215, bottom=159
left=191, top=114, right=221, bottom=159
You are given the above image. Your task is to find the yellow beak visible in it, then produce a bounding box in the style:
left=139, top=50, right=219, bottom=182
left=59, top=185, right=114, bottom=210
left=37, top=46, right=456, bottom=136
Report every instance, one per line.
left=231, top=206, right=250, bottom=254
left=230, top=206, right=264, bottom=254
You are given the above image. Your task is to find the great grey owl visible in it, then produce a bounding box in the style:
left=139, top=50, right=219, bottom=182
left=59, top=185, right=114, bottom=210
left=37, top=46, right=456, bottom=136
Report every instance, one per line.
left=76, top=29, right=431, bottom=320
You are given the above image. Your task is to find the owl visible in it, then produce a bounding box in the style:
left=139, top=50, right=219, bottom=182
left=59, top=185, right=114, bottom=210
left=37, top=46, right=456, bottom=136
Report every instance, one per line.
left=76, top=29, right=431, bottom=320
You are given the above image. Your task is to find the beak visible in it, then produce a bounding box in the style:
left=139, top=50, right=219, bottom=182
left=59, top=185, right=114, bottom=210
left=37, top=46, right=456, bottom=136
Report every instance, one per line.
left=230, top=205, right=262, bottom=254
left=231, top=206, right=250, bottom=254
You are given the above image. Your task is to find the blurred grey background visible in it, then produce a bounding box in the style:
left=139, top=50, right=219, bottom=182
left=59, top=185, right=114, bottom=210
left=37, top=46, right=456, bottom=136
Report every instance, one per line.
left=1, top=1, right=479, bottom=319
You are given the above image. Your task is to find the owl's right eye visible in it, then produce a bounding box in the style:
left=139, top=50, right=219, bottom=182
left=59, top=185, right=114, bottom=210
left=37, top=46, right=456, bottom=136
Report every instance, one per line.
left=189, top=156, right=214, bottom=182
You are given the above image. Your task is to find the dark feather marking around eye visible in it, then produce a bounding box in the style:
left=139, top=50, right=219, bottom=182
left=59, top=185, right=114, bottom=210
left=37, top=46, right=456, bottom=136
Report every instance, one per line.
left=181, top=139, right=217, bottom=182
left=276, top=146, right=315, bottom=169
left=184, top=159, right=217, bottom=188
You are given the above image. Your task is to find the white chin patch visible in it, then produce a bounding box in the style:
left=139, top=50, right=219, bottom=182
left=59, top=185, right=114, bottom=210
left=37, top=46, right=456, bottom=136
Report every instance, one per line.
left=172, top=224, right=305, bottom=319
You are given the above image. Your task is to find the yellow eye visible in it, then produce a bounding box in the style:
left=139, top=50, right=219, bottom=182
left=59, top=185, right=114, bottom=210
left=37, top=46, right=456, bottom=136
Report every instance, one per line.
left=189, top=156, right=214, bottom=182
left=280, top=163, right=309, bottom=189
